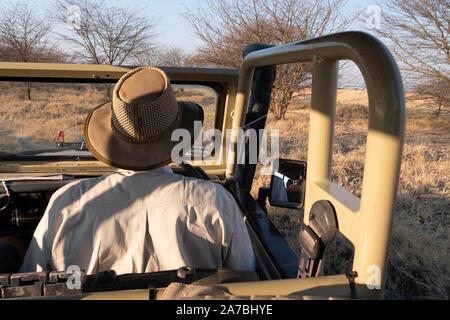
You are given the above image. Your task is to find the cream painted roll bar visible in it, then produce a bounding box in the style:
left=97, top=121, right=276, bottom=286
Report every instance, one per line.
left=226, top=31, right=405, bottom=299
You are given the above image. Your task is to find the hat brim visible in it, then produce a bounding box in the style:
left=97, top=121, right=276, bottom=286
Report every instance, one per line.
left=84, top=101, right=204, bottom=171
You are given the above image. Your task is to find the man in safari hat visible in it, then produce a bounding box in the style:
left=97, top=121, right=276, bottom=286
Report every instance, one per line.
left=20, top=67, right=255, bottom=275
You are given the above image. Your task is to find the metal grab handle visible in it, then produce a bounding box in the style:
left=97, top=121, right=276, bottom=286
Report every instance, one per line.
left=228, top=31, right=406, bottom=299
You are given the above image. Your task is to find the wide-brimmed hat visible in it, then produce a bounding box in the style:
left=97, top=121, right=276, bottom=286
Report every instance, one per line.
left=84, top=67, right=204, bottom=171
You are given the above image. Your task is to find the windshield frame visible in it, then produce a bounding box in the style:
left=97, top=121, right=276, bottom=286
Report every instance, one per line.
left=0, top=63, right=240, bottom=175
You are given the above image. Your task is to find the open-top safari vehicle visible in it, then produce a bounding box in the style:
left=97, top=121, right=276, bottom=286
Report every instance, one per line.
left=0, top=31, right=405, bottom=300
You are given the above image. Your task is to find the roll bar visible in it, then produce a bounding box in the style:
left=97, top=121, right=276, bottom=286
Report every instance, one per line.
left=227, top=31, right=405, bottom=299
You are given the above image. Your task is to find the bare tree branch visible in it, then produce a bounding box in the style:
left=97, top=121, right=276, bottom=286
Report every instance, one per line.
left=375, top=0, right=449, bottom=113
left=377, top=0, right=450, bottom=112
left=51, top=0, right=159, bottom=66
left=0, top=3, right=65, bottom=99
left=184, top=0, right=356, bottom=119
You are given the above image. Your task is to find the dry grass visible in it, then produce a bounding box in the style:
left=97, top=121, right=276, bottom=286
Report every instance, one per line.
left=0, top=83, right=448, bottom=299
left=0, top=83, right=216, bottom=153
left=0, top=83, right=108, bottom=151
left=252, top=90, right=449, bottom=300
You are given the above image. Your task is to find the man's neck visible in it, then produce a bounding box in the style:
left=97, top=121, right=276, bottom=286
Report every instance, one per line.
left=115, top=165, right=173, bottom=176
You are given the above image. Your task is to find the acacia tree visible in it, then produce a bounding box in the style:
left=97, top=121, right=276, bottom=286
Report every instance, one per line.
left=184, top=0, right=355, bottom=119
left=376, top=0, right=449, bottom=113
left=158, top=47, right=192, bottom=67
left=136, top=46, right=191, bottom=67
left=52, top=0, right=159, bottom=97
left=413, top=78, right=449, bottom=114
left=0, top=3, right=58, bottom=99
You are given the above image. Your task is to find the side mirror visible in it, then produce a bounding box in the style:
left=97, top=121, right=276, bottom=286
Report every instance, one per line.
left=269, top=159, right=307, bottom=209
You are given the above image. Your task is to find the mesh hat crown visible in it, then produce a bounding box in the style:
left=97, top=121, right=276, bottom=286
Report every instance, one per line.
left=111, top=67, right=179, bottom=143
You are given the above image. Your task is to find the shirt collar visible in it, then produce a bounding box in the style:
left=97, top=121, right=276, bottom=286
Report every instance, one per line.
left=115, top=165, right=173, bottom=177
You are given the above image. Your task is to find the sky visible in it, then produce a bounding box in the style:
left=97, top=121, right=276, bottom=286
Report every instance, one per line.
left=8, top=0, right=204, bottom=53
left=12, top=0, right=385, bottom=53
left=2, top=0, right=388, bottom=88
left=104, top=0, right=204, bottom=53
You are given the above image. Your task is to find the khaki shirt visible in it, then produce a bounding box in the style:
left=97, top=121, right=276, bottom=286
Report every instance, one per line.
left=19, top=166, right=255, bottom=275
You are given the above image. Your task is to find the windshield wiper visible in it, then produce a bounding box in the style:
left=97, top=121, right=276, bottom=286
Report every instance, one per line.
left=0, top=149, right=96, bottom=160
left=56, top=141, right=88, bottom=151
left=0, top=151, right=14, bottom=156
